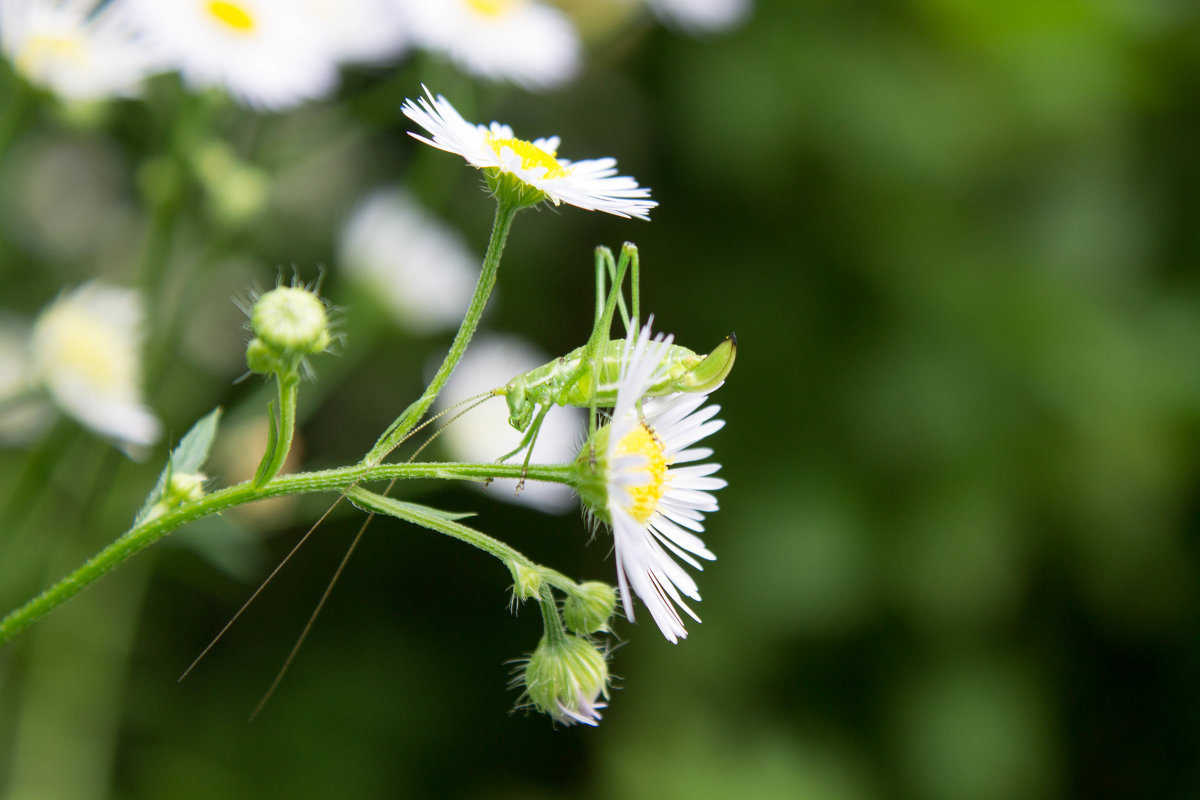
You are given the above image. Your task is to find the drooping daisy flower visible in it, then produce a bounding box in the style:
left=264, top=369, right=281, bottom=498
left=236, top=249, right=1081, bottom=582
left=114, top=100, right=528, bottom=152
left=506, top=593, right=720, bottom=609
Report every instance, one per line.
left=520, top=633, right=610, bottom=726
left=0, top=0, right=161, bottom=100
left=643, top=0, right=752, bottom=33
left=123, top=0, right=341, bottom=110
left=29, top=282, right=161, bottom=454
left=338, top=189, right=477, bottom=334
left=574, top=320, right=726, bottom=642
left=399, top=0, right=579, bottom=90
left=435, top=334, right=584, bottom=513
left=402, top=87, right=657, bottom=219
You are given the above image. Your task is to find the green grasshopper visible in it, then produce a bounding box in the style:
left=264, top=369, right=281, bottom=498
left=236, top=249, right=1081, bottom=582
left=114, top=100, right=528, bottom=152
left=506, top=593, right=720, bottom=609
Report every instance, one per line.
left=493, top=242, right=736, bottom=468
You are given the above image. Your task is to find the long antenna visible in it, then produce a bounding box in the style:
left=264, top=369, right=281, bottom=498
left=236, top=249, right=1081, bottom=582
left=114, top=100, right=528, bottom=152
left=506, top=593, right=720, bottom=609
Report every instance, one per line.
left=247, top=395, right=497, bottom=717
left=248, top=487, right=386, bottom=721
left=179, top=392, right=494, bottom=684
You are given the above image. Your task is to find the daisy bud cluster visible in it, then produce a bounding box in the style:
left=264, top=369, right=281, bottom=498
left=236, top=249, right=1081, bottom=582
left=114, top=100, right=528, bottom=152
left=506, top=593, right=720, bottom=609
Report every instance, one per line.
left=245, top=285, right=332, bottom=380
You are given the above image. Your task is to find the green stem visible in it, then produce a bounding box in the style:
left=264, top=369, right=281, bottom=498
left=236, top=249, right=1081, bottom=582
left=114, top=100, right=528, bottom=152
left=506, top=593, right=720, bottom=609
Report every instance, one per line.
left=0, top=460, right=573, bottom=647
left=362, top=200, right=519, bottom=465
left=538, top=584, right=568, bottom=646
left=253, top=373, right=298, bottom=486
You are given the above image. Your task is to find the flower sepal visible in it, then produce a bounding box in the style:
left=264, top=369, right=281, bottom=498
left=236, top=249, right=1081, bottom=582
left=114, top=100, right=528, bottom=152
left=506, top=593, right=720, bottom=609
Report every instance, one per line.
left=485, top=167, right=549, bottom=210
left=570, top=425, right=612, bottom=526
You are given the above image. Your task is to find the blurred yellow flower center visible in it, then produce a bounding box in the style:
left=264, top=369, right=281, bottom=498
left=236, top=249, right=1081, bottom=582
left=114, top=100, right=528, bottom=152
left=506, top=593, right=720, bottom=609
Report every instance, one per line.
left=38, top=308, right=130, bottom=392
left=17, top=35, right=86, bottom=77
left=466, top=0, right=520, bottom=18
left=485, top=134, right=569, bottom=179
left=615, top=422, right=669, bottom=524
left=207, top=1, right=256, bottom=32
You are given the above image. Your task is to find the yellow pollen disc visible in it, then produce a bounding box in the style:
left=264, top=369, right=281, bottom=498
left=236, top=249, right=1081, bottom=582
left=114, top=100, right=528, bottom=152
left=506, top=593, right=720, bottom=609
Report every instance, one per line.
left=466, top=0, right=519, bottom=18
left=17, top=35, right=86, bottom=74
left=40, top=309, right=130, bottom=392
left=616, top=422, right=670, bottom=525
left=206, top=1, right=256, bottom=32
left=485, top=133, right=570, bottom=179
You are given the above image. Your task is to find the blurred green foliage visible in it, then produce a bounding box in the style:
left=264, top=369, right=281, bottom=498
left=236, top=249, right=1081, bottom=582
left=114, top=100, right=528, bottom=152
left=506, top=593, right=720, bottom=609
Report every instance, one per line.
left=2, top=0, right=1200, bottom=798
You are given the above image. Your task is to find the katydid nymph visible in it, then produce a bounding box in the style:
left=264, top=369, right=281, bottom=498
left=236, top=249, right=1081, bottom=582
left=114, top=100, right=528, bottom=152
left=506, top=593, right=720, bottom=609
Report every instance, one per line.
left=492, top=243, right=736, bottom=474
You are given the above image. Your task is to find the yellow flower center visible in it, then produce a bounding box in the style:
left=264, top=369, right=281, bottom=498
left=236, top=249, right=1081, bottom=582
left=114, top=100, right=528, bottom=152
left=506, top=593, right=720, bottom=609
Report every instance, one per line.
left=206, top=1, right=256, bottom=32
left=615, top=422, right=670, bottom=525
left=466, top=0, right=520, bottom=18
left=17, top=35, right=86, bottom=76
left=485, top=133, right=570, bottom=179
left=38, top=307, right=132, bottom=393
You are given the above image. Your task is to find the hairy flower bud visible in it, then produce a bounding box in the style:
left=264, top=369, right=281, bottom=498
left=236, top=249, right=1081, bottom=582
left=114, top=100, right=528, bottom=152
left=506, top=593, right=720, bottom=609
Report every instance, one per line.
left=563, top=581, right=617, bottom=635
left=246, top=285, right=331, bottom=377
left=251, top=286, right=331, bottom=356
left=510, top=562, right=544, bottom=602
left=522, top=633, right=609, bottom=727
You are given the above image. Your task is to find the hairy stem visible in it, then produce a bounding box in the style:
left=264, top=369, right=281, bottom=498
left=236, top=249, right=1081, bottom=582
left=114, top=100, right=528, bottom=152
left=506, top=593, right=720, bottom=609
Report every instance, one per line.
left=363, top=201, right=519, bottom=465
left=0, top=460, right=573, bottom=647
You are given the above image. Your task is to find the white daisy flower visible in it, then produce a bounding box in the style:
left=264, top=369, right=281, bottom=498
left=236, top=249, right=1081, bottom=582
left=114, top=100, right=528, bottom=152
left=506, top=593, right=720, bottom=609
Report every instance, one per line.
left=435, top=335, right=584, bottom=513
left=30, top=282, right=161, bottom=454
left=401, top=87, right=657, bottom=219
left=338, top=189, right=477, bottom=334
left=123, top=0, right=341, bottom=110
left=300, top=0, right=409, bottom=65
left=644, top=0, right=752, bottom=33
left=0, top=0, right=161, bottom=100
left=399, top=0, right=579, bottom=90
left=576, top=320, right=726, bottom=643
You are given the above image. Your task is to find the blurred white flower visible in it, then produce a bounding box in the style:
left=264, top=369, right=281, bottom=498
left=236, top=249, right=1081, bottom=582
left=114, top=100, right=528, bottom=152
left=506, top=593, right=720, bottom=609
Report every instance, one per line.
left=403, top=88, right=657, bottom=219
left=435, top=335, right=584, bottom=513
left=399, top=0, right=579, bottom=90
left=301, top=0, right=409, bottom=65
left=123, top=0, right=340, bottom=110
left=0, top=0, right=161, bottom=100
left=338, top=189, right=478, bottom=334
left=643, top=0, right=752, bottom=33
left=0, top=318, right=52, bottom=446
left=30, top=282, right=161, bottom=454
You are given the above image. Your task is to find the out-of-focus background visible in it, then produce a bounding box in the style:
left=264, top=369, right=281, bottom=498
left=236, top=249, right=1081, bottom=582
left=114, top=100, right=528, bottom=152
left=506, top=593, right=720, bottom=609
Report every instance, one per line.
left=2, top=0, right=1200, bottom=798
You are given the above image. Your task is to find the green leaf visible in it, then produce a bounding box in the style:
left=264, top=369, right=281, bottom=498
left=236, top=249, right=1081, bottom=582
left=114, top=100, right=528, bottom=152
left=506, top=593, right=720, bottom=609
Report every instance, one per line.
left=346, top=487, right=477, bottom=522
left=135, top=407, right=223, bottom=525
left=252, top=398, right=281, bottom=488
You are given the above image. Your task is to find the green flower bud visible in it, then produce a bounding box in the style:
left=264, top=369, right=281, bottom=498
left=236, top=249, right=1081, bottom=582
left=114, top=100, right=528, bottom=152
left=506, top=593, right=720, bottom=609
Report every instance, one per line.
left=510, top=563, right=544, bottom=602
left=563, top=582, right=617, bottom=635
left=522, top=634, right=609, bottom=726
left=165, top=471, right=207, bottom=506
left=143, top=471, right=207, bottom=523
left=245, top=337, right=286, bottom=376
left=245, top=285, right=332, bottom=378
left=251, top=286, right=331, bottom=356
left=192, top=141, right=269, bottom=229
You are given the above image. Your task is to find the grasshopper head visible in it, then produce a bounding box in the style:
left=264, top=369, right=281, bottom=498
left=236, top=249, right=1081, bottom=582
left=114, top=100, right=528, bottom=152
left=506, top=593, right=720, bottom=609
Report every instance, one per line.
left=682, top=334, right=737, bottom=393
left=502, top=380, right=534, bottom=431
